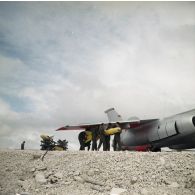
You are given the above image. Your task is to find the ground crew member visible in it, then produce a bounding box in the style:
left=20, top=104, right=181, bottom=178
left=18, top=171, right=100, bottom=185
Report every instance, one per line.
left=98, top=123, right=107, bottom=151
left=78, top=130, right=92, bottom=150
left=91, top=126, right=99, bottom=151
left=113, top=122, right=122, bottom=151
left=21, top=141, right=25, bottom=150
left=104, top=123, right=112, bottom=151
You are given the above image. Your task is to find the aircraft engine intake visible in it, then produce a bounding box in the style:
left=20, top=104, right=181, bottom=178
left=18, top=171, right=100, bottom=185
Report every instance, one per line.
left=192, top=116, right=195, bottom=127
left=178, top=114, right=195, bottom=135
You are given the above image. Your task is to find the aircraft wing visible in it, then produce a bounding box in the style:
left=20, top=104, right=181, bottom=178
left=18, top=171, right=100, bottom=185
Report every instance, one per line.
left=56, top=119, right=158, bottom=131
left=112, top=119, right=159, bottom=128
left=56, top=122, right=103, bottom=131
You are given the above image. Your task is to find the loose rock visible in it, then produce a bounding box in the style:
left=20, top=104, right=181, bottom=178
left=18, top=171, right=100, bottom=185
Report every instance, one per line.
left=110, top=187, right=127, bottom=195
left=35, top=173, right=47, bottom=184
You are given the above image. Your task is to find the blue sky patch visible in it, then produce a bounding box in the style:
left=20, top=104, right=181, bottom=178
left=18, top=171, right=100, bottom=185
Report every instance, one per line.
left=1, top=94, right=33, bottom=113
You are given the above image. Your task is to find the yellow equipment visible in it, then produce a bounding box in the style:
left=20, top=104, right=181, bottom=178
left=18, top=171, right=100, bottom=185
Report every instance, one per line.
left=40, top=134, right=53, bottom=141
left=53, top=146, right=64, bottom=151
left=85, top=131, right=92, bottom=143
left=104, top=127, right=122, bottom=135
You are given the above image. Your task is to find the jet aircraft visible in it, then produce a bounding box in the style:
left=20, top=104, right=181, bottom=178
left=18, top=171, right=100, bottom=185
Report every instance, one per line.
left=56, top=108, right=195, bottom=151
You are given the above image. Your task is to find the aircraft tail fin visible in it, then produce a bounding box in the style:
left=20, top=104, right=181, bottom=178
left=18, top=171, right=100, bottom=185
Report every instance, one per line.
left=104, top=108, right=123, bottom=122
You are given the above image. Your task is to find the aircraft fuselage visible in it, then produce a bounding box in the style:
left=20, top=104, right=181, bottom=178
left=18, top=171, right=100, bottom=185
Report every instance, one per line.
left=120, top=109, right=195, bottom=150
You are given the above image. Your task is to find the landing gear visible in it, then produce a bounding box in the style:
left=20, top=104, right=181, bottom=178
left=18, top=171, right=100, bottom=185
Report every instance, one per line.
left=150, top=146, right=161, bottom=152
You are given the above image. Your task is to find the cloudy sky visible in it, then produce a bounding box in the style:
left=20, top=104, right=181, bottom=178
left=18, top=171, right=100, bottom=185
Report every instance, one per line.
left=0, top=2, right=195, bottom=150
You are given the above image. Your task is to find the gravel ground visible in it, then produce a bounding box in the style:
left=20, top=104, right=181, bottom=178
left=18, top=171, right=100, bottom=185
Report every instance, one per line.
left=0, top=149, right=195, bottom=195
